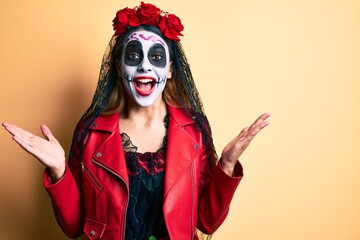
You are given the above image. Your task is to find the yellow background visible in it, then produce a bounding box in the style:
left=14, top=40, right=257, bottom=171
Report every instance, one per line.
left=1, top=0, right=359, bottom=239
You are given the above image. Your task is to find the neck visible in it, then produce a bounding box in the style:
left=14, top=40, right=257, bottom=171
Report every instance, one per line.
left=124, top=97, right=167, bottom=126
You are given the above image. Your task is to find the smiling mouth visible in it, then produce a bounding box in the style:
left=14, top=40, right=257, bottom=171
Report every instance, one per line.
left=134, top=77, right=156, bottom=96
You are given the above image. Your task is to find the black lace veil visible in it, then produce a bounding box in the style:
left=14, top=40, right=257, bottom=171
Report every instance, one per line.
left=70, top=25, right=218, bottom=172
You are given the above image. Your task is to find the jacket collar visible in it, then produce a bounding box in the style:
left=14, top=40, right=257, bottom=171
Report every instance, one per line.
left=167, top=104, right=196, bottom=127
left=164, top=105, right=202, bottom=199
left=88, top=113, right=120, bottom=132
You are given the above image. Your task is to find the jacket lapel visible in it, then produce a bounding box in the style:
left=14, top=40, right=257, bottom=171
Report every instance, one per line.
left=89, top=113, right=129, bottom=185
left=164, top=106, right=201, bottom=198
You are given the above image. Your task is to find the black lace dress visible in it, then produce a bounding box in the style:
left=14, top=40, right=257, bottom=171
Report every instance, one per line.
left=122, top=118, right=169, bottom=240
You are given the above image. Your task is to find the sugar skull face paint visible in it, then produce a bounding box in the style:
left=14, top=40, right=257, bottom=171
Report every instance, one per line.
left=120, top=30, right=171, bottom=107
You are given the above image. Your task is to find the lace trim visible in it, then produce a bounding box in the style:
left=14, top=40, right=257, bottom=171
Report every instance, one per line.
left=121, top=132, right=138, bottom=152
left=120, top=113, right=169, bottom=153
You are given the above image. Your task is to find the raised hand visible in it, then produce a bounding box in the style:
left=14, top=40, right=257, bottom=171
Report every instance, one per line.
left=220, top=113, right=270, bottom=176
left=2, top=122, right=66, bottom=181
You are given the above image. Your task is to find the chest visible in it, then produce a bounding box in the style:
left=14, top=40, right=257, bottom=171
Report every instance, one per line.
left=119, top=118, right=167, bottom=153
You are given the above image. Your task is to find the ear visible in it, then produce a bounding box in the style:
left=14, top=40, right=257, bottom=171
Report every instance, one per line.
left=167, top=61, right=173, bottom=79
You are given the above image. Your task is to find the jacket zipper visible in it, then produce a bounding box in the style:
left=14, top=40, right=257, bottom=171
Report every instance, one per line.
left=92, top=158, right=129, bottom=240
left=81, top=162, right=102, bottom=191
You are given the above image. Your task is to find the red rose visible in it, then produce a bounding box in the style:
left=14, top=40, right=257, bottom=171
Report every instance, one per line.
left=137, top=1, right=160, bottom=25
left=112, top=8, right=139, bottom=36
left=112, top=2, right=185, bottom=41
left=158, top=14, right=184, bottom=41
left=128, top=9, right=140, bottom=27
left=112, top=8, right=131, bottom=35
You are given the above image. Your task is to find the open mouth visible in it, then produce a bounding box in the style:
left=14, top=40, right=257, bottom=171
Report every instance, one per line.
left=134, top=77, right=156, bottom=96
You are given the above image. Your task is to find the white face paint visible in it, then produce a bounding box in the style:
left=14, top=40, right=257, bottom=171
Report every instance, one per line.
left=120, top=30, right=171, bottom=107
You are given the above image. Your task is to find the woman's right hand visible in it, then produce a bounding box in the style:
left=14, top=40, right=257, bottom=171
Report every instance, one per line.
left=2, top=122, right=66, bottom=182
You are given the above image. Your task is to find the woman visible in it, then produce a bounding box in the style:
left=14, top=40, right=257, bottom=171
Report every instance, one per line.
left=2, top=2, right=270, bottom=239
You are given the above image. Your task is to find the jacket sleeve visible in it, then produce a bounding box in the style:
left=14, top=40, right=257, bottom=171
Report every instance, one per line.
left=43, top=137, right=84, bottom=238
left=197, top=156, right=243, bottom=234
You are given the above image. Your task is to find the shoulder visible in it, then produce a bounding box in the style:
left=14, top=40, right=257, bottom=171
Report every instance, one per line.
left=88, top=113, right=120, bottom=132
left=167, top=104, right=196, bottom=126
left=72, top=113, right=120, bottom=146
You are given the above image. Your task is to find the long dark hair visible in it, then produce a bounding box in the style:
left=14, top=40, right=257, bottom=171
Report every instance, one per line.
left=69, top=25, right=218, bottom=170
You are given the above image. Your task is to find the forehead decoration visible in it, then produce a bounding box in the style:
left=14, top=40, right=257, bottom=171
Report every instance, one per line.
left=126, top=32, right=166, bottom=46
left=112, top=1, right=184, bottom=41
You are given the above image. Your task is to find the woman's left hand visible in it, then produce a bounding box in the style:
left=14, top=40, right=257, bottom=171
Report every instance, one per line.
left=220, top=113, right=270, bottom=176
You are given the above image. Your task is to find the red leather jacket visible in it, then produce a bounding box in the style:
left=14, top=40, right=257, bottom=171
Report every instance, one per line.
left=44, top=105, right=243, bottom=239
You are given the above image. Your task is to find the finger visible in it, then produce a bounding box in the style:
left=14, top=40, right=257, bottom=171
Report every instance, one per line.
left=223, top=129, right=246, bottom=154
left=259, top=121, right=270, bottom=129
left=13, top=135, right=46, bottom=162
left=41, top=124, right=55, bottom=142
left=246, top=114, right=270, bottom=138
left=4, top=126, right=35, bottom=148
left=236, top=127, right=249, bottom=139
left=252, top=120, right=270, bottom=133
left=2, top=122, right=20, bottom=136
left=248, top=113, right=271, bottom=132
left=260, top=112, right=271, bottom=119
left=3, top=122, right=34, bottom=139
left=253, top=113, right=271, bottom=126
left=12, top=135, right=35, bottom=154
left=245, top=122, right=270, bottom=144
left=2, top=122, right=15, bottom=136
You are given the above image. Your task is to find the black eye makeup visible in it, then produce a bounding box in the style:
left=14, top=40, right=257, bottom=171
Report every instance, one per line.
left=148, top=44, right=167, bottom=68
left=124, top=41, right=167, bottom=68
left=124, top=41, right=143, bottom=66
